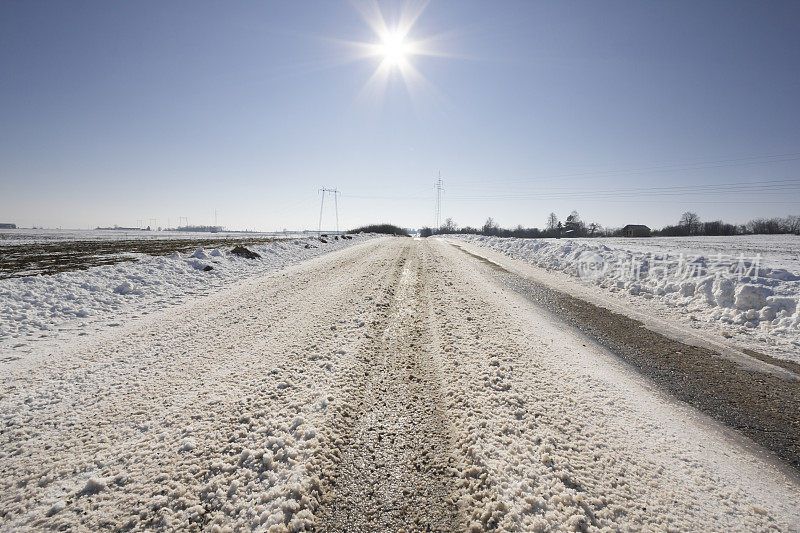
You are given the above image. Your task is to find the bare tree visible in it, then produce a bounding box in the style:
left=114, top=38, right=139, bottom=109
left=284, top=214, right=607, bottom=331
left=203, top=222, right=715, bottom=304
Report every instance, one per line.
left=748, top=217, right=788, bottom=234
left=482, top=217, right=499, bottom=236
left=440, top=217, right=457, bottom=233
left=784, top=215, right=800, bottom=234
left=546, top=212, right=559, bottom=231
left=679, top=212, right=701, bottom=235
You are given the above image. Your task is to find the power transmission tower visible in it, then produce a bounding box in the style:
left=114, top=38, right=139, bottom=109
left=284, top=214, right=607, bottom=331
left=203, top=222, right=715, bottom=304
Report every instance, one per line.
left=434, top=172, right=444, bottom=229
left=318, top=188, right=340, bottom=234
left=334, top=190, right=339, bottom=232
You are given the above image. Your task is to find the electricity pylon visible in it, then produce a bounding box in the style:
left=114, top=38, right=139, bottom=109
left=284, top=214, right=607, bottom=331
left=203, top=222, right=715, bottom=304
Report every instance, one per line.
left=434, top=172, right=444, bottom=229
left=318, top=188, right=340, bottom=234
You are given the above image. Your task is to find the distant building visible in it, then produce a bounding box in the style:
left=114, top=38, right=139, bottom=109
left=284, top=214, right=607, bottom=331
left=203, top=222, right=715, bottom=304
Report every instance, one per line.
left=622, top=224, right=651, bottom=237
left=172, top=225, right=223, bottom=233
left=0, top=223, right=17, bottom=229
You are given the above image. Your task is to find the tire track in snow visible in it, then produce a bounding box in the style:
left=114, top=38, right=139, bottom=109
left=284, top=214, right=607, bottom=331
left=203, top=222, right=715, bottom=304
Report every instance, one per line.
left=315, top=242, right=461, bottom=531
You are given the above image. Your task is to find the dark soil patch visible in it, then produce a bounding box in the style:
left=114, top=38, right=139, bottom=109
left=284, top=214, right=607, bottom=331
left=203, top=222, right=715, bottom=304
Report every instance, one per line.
left=0, top=237, right=278, bottom=279
left=230, top=246, right=261, bottom=259
left=741, top=348, right=800, bottom=375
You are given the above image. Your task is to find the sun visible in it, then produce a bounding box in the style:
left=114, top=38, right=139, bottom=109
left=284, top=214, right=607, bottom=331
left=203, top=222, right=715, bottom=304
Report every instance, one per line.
left=377, top=30, right=411, bottom=67
left=332, top=0, right=453, bottom=105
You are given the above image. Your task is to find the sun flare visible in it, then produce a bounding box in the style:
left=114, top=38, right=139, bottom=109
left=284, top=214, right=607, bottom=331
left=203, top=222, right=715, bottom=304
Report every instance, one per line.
left=336, top=0, right=452, bottom=105
left=377, top=31, right=411, bottom=67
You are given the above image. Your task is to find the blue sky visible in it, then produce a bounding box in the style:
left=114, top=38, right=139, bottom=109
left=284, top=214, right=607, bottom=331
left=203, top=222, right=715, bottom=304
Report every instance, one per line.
left=1, top=1, right=799, bottom=231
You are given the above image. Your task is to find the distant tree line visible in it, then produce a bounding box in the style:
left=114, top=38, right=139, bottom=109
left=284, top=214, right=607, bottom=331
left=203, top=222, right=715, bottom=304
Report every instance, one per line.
left=420, top=211, right=800, bottom=239
left=421, top=211, right=609, bottom=238
left=348, top=224, right=410, bottom=236
left=655, top=212, right=800, bottom=237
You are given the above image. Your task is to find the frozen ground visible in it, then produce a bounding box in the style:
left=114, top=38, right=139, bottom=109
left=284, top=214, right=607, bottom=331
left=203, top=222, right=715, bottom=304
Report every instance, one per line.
left=0, top=238, right=798, bottom=531
left=0, top=228, right=311, bottom=245
left=449, top=234, right=800, bottom=363
left=0, top=234, right=375, bottom=361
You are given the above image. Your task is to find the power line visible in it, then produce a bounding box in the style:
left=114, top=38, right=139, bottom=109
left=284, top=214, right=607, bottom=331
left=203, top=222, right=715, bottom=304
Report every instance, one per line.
left=453, top=152, right=800, bottom=186
left=452, top=176, right=800, bottom=195
left=341, top=194, right=432, bottom=200
left=451, top=178, right=800, bottom=196
left=448, top=178, right=800, bottom=201
left=338, top=176, right=800, bottom=203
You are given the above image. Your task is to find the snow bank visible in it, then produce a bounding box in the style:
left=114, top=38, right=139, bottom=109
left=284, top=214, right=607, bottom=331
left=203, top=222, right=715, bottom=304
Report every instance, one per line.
left=451, top=234, right=800, bottom=361
left=0, top=235, right=377, bottom=352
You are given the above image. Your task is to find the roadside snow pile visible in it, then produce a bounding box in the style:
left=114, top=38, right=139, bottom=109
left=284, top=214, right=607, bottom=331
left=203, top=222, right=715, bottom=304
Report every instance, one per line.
left=0, top=234, right=376, bottom=350
left=453, top=234, right=800, bottom=357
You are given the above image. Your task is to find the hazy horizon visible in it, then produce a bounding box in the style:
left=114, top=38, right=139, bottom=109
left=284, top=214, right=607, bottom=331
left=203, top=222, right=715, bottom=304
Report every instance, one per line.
left=2, top=1, right=799, bottom=232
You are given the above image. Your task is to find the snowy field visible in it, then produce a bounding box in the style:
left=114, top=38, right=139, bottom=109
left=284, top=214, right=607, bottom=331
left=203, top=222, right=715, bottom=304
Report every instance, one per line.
left=0, top=233, right=376, bottom=360
left=448, top=234, right=800, bottom=363
left=578, top=234, right=800, bottom=272
left=0, top=228, right=311, bottom=245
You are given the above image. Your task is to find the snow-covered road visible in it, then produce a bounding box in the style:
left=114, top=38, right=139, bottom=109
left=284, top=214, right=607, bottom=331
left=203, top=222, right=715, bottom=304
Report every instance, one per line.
left=1, top=238, right=798, bottom=531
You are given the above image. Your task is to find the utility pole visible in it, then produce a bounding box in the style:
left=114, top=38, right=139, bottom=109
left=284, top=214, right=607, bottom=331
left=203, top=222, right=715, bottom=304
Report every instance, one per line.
left=214, top=209, right=218, bottom=228
left=334, top=191, right=339, bottom=232
left=318, top=188, right=340, bottom=234
left=318, top=189, right=326, bottom=235
left=434, top=172, right=444, bottom=230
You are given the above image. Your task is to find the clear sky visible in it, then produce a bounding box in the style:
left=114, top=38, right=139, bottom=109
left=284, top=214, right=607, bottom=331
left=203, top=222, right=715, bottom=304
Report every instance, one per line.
left=2, top=1, right=799, bottom=231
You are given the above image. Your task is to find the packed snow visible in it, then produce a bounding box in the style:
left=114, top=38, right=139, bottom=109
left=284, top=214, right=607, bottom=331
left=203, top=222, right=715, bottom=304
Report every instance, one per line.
left=449, top=234, right=800, bottom=363
left=0, top=234, right=376, bottom=358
